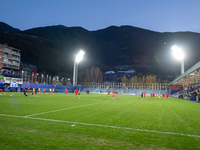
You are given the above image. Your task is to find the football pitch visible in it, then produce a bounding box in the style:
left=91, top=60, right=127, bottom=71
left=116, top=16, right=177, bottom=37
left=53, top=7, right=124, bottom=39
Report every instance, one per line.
left=0, top=92, right=200, bottom=150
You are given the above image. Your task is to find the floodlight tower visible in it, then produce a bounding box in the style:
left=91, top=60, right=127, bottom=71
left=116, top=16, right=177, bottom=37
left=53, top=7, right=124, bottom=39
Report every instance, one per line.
left=171, top=45, right=184, bottom=74
left=73, top=50, right=85, bottom=86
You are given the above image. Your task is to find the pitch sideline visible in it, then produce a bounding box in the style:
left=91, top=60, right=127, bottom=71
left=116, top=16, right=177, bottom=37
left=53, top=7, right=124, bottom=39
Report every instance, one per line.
left=0, top=113, right=200, bottom=138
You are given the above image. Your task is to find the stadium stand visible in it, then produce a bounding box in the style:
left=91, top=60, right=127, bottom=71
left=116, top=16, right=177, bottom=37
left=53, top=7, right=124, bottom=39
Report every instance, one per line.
left=160, top=90, right=168, bottom=95
left=106, top=88, right=122, bottom=94
left=141, top=90, right=159, bottom=95
left=123, top=89, right=140, bottom=95
left=81, top=88, right=90, bottom=93
left=90, top=88, right=106, bottom=93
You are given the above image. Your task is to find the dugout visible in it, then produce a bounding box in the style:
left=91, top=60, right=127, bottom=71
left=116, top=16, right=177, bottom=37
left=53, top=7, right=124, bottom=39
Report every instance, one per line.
left=54, top=85, right=66, bottom=93
left=67, top=86, right=76, bottom=93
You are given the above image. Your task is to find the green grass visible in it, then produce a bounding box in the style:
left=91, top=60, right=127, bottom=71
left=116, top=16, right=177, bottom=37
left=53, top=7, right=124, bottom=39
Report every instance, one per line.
left=0, top=92, right=200, bottom=149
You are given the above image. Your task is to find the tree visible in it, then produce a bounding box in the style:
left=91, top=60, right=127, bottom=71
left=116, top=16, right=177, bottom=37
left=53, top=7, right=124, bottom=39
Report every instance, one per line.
left=95, top=67, right=103, bottom=82
left=78, top=69, right=85, bottom=82
left=163, top=79, right=170, bottom=83
left=134, top=76, right=138, bottom=83
left=84, top=67, right=103, bottom=82
left=142, top=76, right=145, bottom=83
left=90, top=67, right=96, bottom=82
left=121, top=76, right=129, bottom=83
left=152, top=76, right=157, bottom=83
left=84, top=69, right=91, bottom=82
left=138, top=77, right=142, bottom=83
left=130, top=76, right=135, bottom=83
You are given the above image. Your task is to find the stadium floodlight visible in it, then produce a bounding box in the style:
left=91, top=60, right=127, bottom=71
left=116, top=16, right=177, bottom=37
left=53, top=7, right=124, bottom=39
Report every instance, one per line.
left=73, top=50, right=85, bottom=86
left=75, top=50, right=85, bottom=63
left=171, top=45, right=184, bottom=74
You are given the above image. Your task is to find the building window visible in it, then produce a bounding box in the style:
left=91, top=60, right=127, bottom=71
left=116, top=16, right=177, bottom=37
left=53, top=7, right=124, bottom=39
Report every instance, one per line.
left=12, top=55, right=19, bottom=60
left=5, top=48, right=11, bottom=53
left=4, top=53, right=8, bottom=57
left=12, top=50, right=20, bottom=55
left=13, top=60, right=19, bottom=64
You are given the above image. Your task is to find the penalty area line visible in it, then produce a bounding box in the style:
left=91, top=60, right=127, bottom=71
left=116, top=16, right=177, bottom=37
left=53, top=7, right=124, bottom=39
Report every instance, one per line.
left=0, top=113, right=200, bottom=138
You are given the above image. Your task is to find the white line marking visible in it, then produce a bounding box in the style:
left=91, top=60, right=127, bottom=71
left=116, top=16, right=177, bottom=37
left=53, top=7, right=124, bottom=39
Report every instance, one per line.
left=0, top=113, right=200, bottom=138
left=25, top=101, right=110, bottom=117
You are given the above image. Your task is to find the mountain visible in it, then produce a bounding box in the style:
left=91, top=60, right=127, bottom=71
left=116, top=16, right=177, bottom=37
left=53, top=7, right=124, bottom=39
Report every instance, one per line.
left=1, top=22, right=200, bottom=81
left=0, top=22, right=21, bottom=33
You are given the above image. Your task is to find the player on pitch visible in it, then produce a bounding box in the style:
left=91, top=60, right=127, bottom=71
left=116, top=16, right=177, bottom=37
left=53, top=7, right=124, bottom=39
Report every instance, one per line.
left=153, top=93, right=155, bottom=99
left=65, top=88, right=68, bottom=95
left=163, top=93, right=165, bottom=100
left=75, top=89, right=78, bottom=97
left=107, top=90, right=109, bottom=96
left=49, top=88, right=52, bottom=95
left=144, top=92, right=146, bottom=99
left=78, top=89, right=80, bottom=98
left=43, top=88, right=46, bottom=94
left=32, top=87, right=35, bottom=95
left=52, top=88, right=54, bottom=95
left=150, top=93, right=153, bottom=99
left=23, top=87, right=28, bottom=96
left=166, top=93, right=169, bottom=99
left=112, top=91, right=115, bottom=99
left=28, top=87, right=30, bottom=94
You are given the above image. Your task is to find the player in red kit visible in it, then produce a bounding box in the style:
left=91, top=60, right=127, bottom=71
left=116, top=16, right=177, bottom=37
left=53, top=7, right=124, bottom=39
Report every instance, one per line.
left=107, top=91, right=109, bottom=96
left=153, top=93, right=155, bottom=99
left=144, top=92, right=146, bottom=99
left=112, top=91, right=115, bottom=99
left=166, top=93, right=169, bottom=99
left=65, top=88, right=68, bottom=95
left=75, top=89, right=78, bottom=97
left=150, top=93, right=153, bottom=99
left=43, top=88, right=46, bottom=94
left=28, top=87, right=30, bottom=94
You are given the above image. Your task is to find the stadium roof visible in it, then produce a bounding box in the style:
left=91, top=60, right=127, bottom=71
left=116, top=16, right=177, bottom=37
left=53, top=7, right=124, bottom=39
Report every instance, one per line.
left=117, top=70, right=136, bottom=74
left=170, top=61, right=200, bottom=85
left=105, top=71, right=115, bottom=74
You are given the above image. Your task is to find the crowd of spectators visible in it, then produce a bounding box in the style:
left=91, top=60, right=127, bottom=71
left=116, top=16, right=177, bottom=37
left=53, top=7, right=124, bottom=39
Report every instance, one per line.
left=178, top=86, right=200, bottom=100
left=0, top=69, right=21, bottom=78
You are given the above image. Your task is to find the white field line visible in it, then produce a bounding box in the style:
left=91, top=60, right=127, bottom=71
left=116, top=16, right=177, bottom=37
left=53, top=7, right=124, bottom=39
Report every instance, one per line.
left=0, top=113, right=200, bottom=138
left=25, top=101, right=110, bottom=117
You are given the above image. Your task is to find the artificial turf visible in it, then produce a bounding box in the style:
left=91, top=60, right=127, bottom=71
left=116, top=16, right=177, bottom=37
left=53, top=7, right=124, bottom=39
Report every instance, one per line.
left=0, top=92, right=200, bottom=150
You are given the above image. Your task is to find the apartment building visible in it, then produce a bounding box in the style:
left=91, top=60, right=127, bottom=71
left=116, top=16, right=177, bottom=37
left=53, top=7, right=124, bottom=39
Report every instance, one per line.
left=0, top=44, right=20, bottom=71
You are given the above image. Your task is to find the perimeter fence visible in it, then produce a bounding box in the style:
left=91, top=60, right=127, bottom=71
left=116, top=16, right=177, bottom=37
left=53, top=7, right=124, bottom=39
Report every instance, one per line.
left=80, top=82, right=169, bottom=90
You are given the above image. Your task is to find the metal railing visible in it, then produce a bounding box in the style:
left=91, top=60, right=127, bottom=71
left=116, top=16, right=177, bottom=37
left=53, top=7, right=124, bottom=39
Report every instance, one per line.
left=80, top=82, right=169, bottom=90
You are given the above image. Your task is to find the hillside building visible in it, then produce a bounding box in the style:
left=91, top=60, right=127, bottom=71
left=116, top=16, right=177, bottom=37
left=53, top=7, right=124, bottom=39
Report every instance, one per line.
left=0, top=43, right=21, bottom=76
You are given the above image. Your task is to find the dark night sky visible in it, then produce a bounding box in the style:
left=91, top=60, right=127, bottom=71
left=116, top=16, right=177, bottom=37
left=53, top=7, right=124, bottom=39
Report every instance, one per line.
left=1, top=0, right=200, bottom=33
